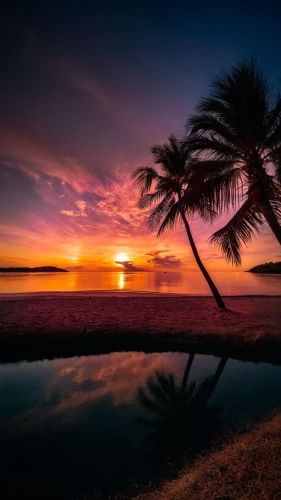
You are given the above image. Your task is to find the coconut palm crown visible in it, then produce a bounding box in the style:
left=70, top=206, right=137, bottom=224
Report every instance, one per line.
left=132, top=135, right=226, bottom=308
left=186, top=58, right=281, bottom=265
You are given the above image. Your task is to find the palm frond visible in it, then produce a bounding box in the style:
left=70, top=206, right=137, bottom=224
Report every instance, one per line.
left=194, top=96, right=233, bottom=118
left=146, top=374, right=175, bottom=406
left=271, top=153, right=281, bottom=184
left=210, top=197, right=264, bottom=265
left=188, top=114, right=239, bottom=145
left=267, top=184, right=281, bottom=222
left=180, top=189, right=217, bottom=223
left=262, top=92, right=281, bottom=151
left=138, top=189, right=169, bottom=209
left=151, top=135, right=189, bottom=176
left=154, top=199, right=182, bottom=236
left=132, top=166, right=159, bottom=196
left=211, top=59, right=270, bottom=132
left=137, top=386, right=164, bottom=415
left=264, top=121, right=281, bottom=152
left=184, top=168, right=242, bottom=216
left=188, top=134, right=240, bottom=161
left=187, top=58, right=275, bottom=153
left=147, top=194, right=176, bottom=232
left=156, top=372, right=177, bottom=400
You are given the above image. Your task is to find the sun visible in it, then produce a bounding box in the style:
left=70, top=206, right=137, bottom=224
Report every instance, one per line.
left=69, top=256, right=79, bottom=262
left=115, top=252, right=129, bottom=262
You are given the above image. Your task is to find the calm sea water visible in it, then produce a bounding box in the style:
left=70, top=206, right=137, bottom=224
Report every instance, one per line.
left=0, top=351, right=281, bottom=498
left=0, top=270, right=281, bottom=295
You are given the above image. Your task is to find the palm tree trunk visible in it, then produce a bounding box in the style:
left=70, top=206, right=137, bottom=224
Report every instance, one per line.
left=262, top=200, right=281, bottom=245
left=205, top=357, right=228, bottom=404
left=180, top=210, right=226, bottom=309
left=213, top=357, right=228, bottom=385
left=181, top=353, right=195, bottom=393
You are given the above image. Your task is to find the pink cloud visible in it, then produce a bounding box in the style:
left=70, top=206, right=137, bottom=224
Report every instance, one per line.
left=0, top=126, right=95, bottom=194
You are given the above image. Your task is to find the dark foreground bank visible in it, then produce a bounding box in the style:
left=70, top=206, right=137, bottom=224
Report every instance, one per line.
left=0, top=295, right=281, bottom=363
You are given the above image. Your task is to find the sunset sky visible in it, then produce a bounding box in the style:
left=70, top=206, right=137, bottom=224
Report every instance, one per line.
left=1, top=1, right=281, bottom=272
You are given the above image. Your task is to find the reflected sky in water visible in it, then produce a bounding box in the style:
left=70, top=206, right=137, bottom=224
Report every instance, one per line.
left=0, top=352, right=281, bottom=498
left=0, top=270, right=281, bottom=295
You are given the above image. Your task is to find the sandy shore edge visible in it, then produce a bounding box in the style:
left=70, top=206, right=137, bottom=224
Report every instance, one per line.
left=134, top=412, right=281, bottom=500
left=1, top=295, right=281, bottom=364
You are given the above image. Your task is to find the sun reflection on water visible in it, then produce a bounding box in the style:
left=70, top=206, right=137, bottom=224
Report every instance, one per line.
left=119, top=272, right=125, bottom=289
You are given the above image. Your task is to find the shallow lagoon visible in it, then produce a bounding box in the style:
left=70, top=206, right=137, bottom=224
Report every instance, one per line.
left=0, top=351, right=281, bottom=498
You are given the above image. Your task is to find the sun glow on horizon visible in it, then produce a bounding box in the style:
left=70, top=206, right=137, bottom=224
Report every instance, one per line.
left=115, top=252, right=129, bottom=263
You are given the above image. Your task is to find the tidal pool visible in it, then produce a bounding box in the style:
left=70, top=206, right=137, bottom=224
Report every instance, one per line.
left=0, top=351, right=281, bottom=499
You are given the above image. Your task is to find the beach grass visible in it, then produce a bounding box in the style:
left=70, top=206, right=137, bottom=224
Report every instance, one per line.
left=132, top=412, right=281, bottom=500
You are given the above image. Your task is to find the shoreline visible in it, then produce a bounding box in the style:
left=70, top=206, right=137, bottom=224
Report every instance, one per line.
left=135, top=412, right=281, bottom=500
left=1, top=295, right=281, bottom=364
left=1, top=290, right=281, bottom=298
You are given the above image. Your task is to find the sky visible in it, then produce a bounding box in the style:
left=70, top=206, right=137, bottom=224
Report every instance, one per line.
left=1, top=0, right=281, bottom=272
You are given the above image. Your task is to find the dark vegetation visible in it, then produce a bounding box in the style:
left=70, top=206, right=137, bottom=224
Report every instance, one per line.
left=248, top=261, right=281, bottom=273
left=186, top=59, right=281, bottom=267
left=133, top=412, right=281, bottom=500
left=132, top=136, right=226, bottom=309
left=133, top=58, right=281, bottom=310
left=0, top=266, right=68, bottom=273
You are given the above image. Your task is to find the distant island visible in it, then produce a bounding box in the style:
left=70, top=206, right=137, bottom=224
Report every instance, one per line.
left=247, top=262, right=281, bottom=274
left=0, top=266, right=68, bottom=273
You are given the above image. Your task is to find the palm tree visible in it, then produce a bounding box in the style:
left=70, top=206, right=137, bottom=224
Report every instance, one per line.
left=137, top=354, right=226, bottom=458
left=186, top=58, right=281, bottom=265
left=132, top=135, right=226, bottom=309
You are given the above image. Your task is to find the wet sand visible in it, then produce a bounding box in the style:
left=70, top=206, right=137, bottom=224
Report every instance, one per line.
left=0, top=294, right=281, bottom=363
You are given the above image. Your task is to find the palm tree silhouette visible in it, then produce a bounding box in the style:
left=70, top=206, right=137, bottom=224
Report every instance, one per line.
left=137, top=355, right=227, bottom=458
left=186, top=58, right=281, bottom=265
left=132, top=136, right=226, bottom=308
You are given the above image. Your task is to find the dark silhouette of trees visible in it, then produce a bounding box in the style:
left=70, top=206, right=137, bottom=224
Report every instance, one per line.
left=186, top=58, right=281, bottom=265
left=132, top=136, right=225, bottom=308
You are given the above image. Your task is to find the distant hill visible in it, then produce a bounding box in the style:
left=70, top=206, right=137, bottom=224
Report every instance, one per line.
left=247, top=262, right=281, bottom=274
left=0, top=266, right=68, bottom=273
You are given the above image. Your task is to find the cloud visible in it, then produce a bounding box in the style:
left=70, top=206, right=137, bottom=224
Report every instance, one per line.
left=0, top=126, right=95, bottom=194
left=1, top=27, right=280, bottom=271
left=115, top=260, right=142, bottom=271
left=61, top=200, right=87, bottom=217
left=147, top=250, right=182, bottom=268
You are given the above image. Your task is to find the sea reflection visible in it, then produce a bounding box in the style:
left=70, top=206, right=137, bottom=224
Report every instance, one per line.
left=1, top=352, right=281, bottom=498
left=153, top=271, right=183, bottom=293
left=137, top=355, right=227, bottom=460
left=119, top=272, right=125, bottom=289
left=1, top=270, right=281, bottom=295
left=0, top=352, right=186, bottom=437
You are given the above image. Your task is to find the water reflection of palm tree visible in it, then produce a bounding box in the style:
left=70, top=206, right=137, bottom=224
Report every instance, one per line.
left=137, top=354, right=227, bottom=458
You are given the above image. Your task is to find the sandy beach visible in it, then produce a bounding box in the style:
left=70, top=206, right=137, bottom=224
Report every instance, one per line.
left=1, top=294, right=281, bottom=363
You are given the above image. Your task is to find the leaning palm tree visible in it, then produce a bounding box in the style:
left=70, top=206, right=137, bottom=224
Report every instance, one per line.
left=132, top=135, right=226, bottom=309
left=186, top=58, right=281, bottom=265
left=137, top=354, right=226, bottom=458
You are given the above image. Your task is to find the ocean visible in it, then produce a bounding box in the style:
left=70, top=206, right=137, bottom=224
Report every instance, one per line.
left=0, top=270, right=280, bottom=295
